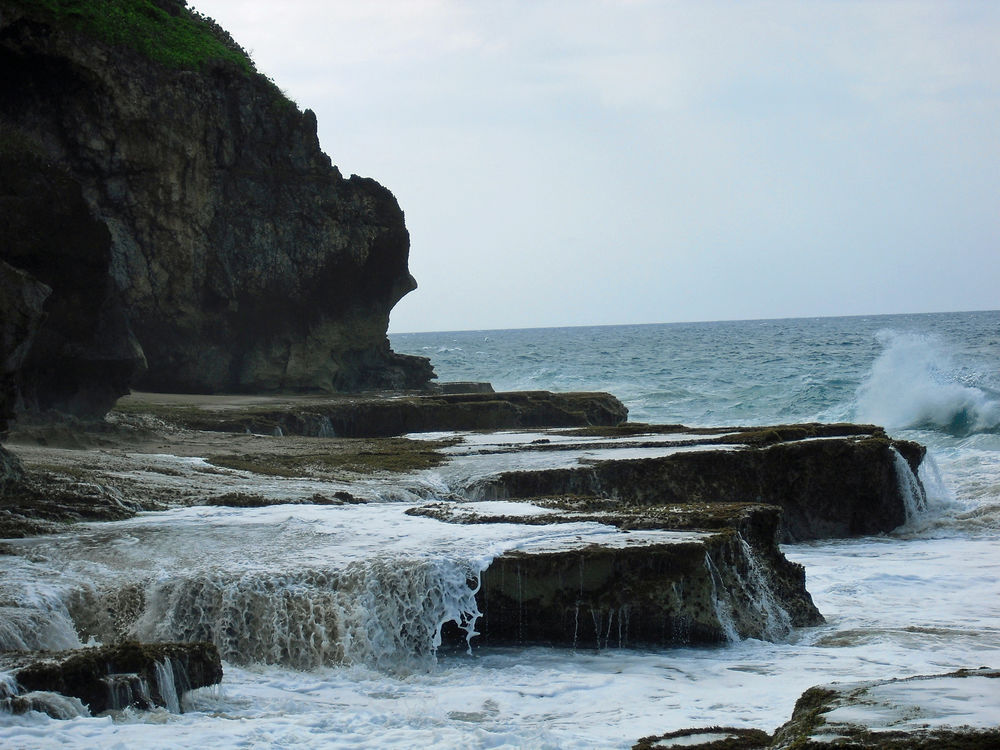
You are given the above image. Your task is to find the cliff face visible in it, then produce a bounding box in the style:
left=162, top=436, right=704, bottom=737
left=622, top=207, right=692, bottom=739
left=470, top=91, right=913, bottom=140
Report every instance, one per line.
left=0, top=145, right=147, bottom=417
left=0, top=0, right=432, bottom=413
left=0, top=258, right=46, bottom=490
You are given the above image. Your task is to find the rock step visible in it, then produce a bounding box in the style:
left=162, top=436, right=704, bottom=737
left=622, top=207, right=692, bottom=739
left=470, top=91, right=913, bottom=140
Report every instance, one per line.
left=469, top=528, right=823, bottom=648
left=770, top=668, right=1000, bottom=749
left=2, top=641, right=222, bottom=715
left=469, top=428, right=926, bottom=542
left=416, top=499, right=822, bottom=644
left=115, top=390, right=629, bottom=437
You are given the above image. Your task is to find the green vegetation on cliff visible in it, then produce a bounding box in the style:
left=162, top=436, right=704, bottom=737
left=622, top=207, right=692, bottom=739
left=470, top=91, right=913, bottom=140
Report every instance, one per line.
left=12, top=0, right=254, bottom=72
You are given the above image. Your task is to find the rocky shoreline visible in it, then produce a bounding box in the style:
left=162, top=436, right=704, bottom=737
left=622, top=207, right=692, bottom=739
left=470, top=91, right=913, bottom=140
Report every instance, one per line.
left=1, top=387, right=965, bottom=737
left=0, top=1, right=992, bottom=745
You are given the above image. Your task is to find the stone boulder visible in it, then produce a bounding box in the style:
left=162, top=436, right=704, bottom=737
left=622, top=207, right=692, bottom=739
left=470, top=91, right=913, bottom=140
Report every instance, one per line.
left=5, top=641, right=223, bottom=715
left=474, top=526, right=822, bottom=648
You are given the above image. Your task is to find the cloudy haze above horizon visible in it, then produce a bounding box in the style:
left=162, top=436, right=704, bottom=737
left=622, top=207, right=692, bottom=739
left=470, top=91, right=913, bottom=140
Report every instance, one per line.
left=193, top=0, right=999, bottom=333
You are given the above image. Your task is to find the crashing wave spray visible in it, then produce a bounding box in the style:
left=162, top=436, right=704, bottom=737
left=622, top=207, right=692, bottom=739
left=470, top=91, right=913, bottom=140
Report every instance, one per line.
left=0, top=673, right=90, bottom=720
left=854, top=330, right=1000, bottom=435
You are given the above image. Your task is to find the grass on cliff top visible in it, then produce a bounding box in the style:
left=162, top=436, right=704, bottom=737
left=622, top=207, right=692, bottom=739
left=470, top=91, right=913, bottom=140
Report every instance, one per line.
left=18, top=0, right=254, bottom=72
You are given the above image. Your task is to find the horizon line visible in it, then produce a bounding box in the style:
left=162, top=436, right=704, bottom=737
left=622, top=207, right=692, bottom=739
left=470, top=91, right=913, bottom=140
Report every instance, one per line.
left=388, top=307, right=999, bottom=337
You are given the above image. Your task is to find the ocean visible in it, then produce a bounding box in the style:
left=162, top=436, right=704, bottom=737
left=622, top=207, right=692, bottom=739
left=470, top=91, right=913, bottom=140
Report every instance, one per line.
left=1, top=310, right=999, bottom=748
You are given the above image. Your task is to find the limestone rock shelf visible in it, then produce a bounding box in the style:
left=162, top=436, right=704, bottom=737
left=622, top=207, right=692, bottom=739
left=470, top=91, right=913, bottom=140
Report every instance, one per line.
left=635, top=668, right=1000, bottom=749
left=113, top=389, right=630, bottom=438
left=0, top=396, right=931, bottom=709
left=465, top=423, right=926, bottom=542
left=473, top=528, right=822, bottom=648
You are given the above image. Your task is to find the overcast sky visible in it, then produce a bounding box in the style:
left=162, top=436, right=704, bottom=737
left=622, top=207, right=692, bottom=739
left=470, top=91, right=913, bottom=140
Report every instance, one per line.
left=193, top=0, right=999, bottom=333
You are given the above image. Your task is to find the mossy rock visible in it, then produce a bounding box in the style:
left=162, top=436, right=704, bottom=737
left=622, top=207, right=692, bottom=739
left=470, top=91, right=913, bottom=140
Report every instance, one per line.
left=633, top=727, right=772, bottom=749
left=472, top=429, right=923, bottom=542
left=112, top=390, right=628, bottom=438
left=10, top=641, right=222, bottom=714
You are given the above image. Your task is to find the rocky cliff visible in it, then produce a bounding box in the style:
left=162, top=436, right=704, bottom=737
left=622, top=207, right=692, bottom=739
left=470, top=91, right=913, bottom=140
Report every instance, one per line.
left=0, top=0, right=432, bottom=420
left=0, top=256, right=47, bottom=490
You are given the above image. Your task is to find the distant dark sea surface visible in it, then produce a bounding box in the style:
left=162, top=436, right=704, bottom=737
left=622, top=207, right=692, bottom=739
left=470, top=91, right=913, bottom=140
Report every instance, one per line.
left=393, top=310, right=1000, bottom=429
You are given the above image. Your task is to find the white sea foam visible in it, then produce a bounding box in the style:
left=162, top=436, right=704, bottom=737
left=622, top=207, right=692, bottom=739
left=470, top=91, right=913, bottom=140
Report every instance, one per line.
left=2, top=533, right=999, bottom=748
left=0, top=505, right=710, bottom=676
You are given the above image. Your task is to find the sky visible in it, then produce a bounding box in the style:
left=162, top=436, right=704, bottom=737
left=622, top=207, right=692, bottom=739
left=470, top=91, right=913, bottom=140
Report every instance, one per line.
left=191, top=0, right=999, bottom=333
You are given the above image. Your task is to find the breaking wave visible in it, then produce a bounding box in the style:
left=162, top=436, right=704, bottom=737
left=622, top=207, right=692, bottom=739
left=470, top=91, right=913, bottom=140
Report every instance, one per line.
left=854, top=331, right=1000, bottom=436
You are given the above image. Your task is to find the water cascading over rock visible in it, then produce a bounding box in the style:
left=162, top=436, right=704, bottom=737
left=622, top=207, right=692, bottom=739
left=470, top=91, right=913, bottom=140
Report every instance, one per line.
left=65, top=559, right=487, bottom=673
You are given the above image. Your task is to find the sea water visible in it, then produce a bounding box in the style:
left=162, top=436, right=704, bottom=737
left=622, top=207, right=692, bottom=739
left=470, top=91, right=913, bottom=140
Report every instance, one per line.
left=1, top=310, right=998, bottom=748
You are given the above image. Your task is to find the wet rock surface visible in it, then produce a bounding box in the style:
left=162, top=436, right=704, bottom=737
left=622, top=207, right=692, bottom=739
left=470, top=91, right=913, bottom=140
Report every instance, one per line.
left=113, top=389, right=629, bottom=438
left=0, top=473, right=141, bottom=538
left=770, top=668, right=1000, bottom=749
left=633, top=727, right=773, bottom=750
left=2, top=641, right=222, bottom=715
left=468, top=423, right=925, bottom=542
left=0, top=395, right=931, bottom=715
left=634, top=669, right=1000, bottom=749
